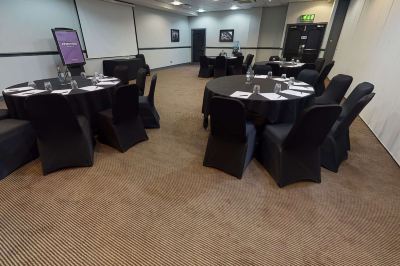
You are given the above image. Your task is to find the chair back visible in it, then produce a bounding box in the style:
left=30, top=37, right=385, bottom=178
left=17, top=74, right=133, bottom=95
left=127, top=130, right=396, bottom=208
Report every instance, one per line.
left=254, top=64, right=272, bottom=75
left=235, top=56, right=244, bottom=67
left=297, top=69, right=320, bottom=87
left=112, top=84, right=139, bottom=124
left=341, top=82, right=374, bottom=119
left=113, top=65, right=129, bottom=85
left=199, top=56, right=209, bottom=68
left=319, top=74, right=353, bottom=104
left=148, top=74, right=158, bottom=106
left=214, top=56, right=227, bottom=77
left=244, top=54, right=254, bottom=69
left=136, top=54, right=147, bottom=64
left=269, top=56, right=280, bottom=61
left=25, top=94, right=83, bottom=140
left=136, top=68, right=147, bottom=95
left=315, top=61, right=335, bottom=96
left=314, top=58, right=325, bottom=72
left=210, top=96, right=247, bottom=142
left=266, top=63, right=280, bottom=76
left=283, top=105, right=342, bottom=149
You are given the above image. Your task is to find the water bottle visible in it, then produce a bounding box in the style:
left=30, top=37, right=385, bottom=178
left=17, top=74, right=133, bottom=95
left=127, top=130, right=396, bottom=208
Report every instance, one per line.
left=57, top=66, right=65, bottom=83
left=246, top=66, right=251, bottom=84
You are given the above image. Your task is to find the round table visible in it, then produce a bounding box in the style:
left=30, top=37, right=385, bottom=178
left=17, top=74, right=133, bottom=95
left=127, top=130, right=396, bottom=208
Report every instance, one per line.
left=202, top=75, right=315, bottom=128
left=3, top=76, right=120, bottom=125
left=254, top=61, right=306, bottom=77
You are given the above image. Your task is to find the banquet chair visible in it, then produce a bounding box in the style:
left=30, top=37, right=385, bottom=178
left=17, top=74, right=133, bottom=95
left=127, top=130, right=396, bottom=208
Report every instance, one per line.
left=228, top=56, right=244, bottom=75
left=297, top=69, right=320, bottom=87
left=242, top=54, right=254, bottom=74
left=198, top=56, right=213, bottom=78
left=314, top=74, right=353, bottom=105
left=136, top=54, right=151, bottom=76
left=314, top=61, right=335, bottom=96
left=321, top=92, right=375, bottom=172
left=113, top=65, right=129, bottom=85
left=314, top=58, right=326, bottom=73
left=258, top=105, right=341, bottom=187
left=97, top=85, right=148, bottom=152
left=25, top=94, right=94, bottom=175
left=203, top=96, right=256, bottom=178
left=139, top=74, right=160, bottom=128
left=267, top=63, right=281, bottom=76
left=136, top=68, right=147, bottom=96
left=269, top=55, right=280, bottom=61
left=214, top=56, right=227, bottom=78
left=0, top=118, right=38, bottom=179
left=253, top=64, right=272, bottom=75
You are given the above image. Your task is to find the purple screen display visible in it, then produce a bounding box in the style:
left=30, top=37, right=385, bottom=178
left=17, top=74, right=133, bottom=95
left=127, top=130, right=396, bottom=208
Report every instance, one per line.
left=54, top=31, right=85, bottom=65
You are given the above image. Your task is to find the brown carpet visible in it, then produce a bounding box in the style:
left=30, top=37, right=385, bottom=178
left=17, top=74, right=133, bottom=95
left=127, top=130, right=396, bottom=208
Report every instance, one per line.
left=0, top=65, right=399, bottom=265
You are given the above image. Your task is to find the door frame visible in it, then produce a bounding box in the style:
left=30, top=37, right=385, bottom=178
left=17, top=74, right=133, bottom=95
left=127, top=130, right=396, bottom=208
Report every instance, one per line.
left=191, top=28, right=207, bottom=63
left=282, top=23, right=328, bottom=60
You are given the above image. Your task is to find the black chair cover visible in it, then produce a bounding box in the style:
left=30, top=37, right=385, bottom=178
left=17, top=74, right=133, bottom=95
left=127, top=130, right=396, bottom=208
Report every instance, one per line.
left=203, top=96, right=256, bottom=178
left=269, top=56, right=280, bottom=61
left=314, top=58, right=326, bottom=73
left=258, top=105, right=342, bottom=187
left=0, top=119, right=38, bottom=179
left=0, top=109, right=9, bottom=120
left=228, top=56, right=244, bottom=75
left=113, top=65, right=129, bottom=85
left=321, top=93, right=375, bottom=172
left=315, top=74, right=353, bottom=105
left=139, top=74, right=160, bottom=128
left=97, top=85, right=148, bottom=152
left=136, top=54, right=151, bottom=75
left=297, top=69, right=320, bottom=86
left=267, top=63, right=281, bottom=76
left=242, top=54, right=254, bottom=74
left=253, top=64, right=273, bottom=75
left=25, top=94, right=94, bottom=175
left=214, top=56, right=227, bottom=78
left=314, top=61, right=335, bottom=96
left=198, top=56, right=213, bottom=78
left=136, top=68, right=147, bottom=96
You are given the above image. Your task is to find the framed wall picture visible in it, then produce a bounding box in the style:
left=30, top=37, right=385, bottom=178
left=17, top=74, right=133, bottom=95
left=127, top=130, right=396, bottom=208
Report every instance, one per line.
left=171, top=29, right=180, bottom=42
left=219, top=29, right=234, bottom=42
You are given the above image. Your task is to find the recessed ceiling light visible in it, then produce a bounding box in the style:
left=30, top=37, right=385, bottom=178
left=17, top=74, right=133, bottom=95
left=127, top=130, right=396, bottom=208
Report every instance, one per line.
left=230, top=5, right=239, bottom=10
left=198, top=8, right=205, bottom=12
left=171, top=1, right=183, bottom=5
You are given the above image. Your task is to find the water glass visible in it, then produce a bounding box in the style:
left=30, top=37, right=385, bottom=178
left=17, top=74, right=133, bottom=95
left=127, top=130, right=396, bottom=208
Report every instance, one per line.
left=94, top=72, right=99, bottom=79
left=252, top=84, right=261, bottom=94
left=289, top=77, right=295, bottom=86
left=71, top=80, right=79, bottom=90
left=296, top=59, right=300, bottom=63
left=291, top=58, right=295, bottom=65
left=80, top=72, right=87, bottom=79
left=44, top=81, right=53, bottom=91
left=282, top=58, right=286, bottom=62
left=281, top=74, right=287, bottom=79
left=27, top=81, right=36, bottom=89
left=99, top=73, right=104, bottom=79
left=273, top=83, right=282, bottom=93
left=91, top=77, right=98, bottom=86
left=267, top=71, right=273, bottom=79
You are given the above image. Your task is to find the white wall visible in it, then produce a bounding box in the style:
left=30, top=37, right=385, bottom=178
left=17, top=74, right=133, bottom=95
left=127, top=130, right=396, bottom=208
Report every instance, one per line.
left=331, top=0, right=400, bottom=165
left=189, top=8, right=263, bottom=59
left=135, top=6, right=191, bottom=69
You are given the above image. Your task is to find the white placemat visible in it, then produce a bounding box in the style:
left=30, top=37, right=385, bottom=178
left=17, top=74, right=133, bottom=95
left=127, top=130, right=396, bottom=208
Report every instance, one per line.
left=98, top=78, right=119, bottom=82
left=254, top=75, right=268, bottom=79
left=259, top=93, right=288, bottom=101
left=4, top=87, right=34, bottom=93
left=97, top=81, right=119, bottom=86
left=280, top=89, right=310, bottom=97
left=230, top=91, right=252, bottom=99
left=13, top=90, right=47, bottom=97
left=273, top=78, right=289, bottom=82
left=51, top=89, right=72, bottom=95
left=79, top=86, right=104, bottom=92
left=290, top=85, right=314, bottom=92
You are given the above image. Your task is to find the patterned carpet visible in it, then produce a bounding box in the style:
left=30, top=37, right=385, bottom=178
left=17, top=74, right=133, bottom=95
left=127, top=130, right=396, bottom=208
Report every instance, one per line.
left=0, top=65, right=399, bottom=265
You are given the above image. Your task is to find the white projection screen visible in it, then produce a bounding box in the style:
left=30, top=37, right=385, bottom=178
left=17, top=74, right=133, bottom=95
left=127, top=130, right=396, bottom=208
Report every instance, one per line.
left=76, top=0, right=138, bottom=58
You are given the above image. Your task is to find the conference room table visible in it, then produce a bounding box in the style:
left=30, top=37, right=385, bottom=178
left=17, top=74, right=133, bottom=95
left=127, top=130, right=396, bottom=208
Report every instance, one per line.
left=202, top=75, right=315, bottom=128
left=254, top=61, right=306, bottom=77
left=3, top=76, right=120, bottom=126
left=207, top=56, right=237, bottom=66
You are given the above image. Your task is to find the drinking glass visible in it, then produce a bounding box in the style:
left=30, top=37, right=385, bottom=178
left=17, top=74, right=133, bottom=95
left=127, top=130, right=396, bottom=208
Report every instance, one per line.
left=296, top=59, right=300, bottom=63
left=80, top=72, right=87, bottom=79
left=44, top=81, right=53, bottom=91
left=99, top=73, right=104, bottom=79
left=252, top=84, right=261, bottom=94
left=291, top=58, right=295, bottom=65
left=267, top=71, right=273, bottom=79
left=27, top=81, right=36, bottom=89
left=94, top=72, right=99, bottom=79
left=289, top=77, right=295, bottom=86
left=282, top=58, right=286, bottom=62
left=273, top=83, right=282, bottom=93
left=281, top=74, right=287, bottom=79
left=71, top=80, right=79, bottom=90
left=91, top=77, right=98, bottom=86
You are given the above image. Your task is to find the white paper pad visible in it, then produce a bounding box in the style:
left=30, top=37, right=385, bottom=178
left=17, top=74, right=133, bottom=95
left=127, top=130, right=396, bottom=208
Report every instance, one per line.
left=285, top=63, right=305, bottom=68
left=230, top=91, right=252, bottom=99
left=293, top=81, right=309, bottom=86
left=96, top=81, right=119, bottom=86
left=280, top=89, right=310, bottom=97
left=273, top=78, right=289, bottom=82
left=13, top=90, right=46, bottom=97
left=290, top=85, right=314, bottom=92
left=4, top=87, right=34, bottom=93
left=51, top=89, right=72, bottom=95
left=259, top=93, right=288, bottom=101
left=254, top=75, right=268, bottom=79
left=98, top=78, right=119, bottom=82
left=79, top=86, right=104, bottom=92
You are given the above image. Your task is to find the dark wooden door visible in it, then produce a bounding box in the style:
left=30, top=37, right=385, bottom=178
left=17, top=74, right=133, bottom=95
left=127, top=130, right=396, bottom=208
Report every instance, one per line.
left=192, top=29, right=206, bottom=62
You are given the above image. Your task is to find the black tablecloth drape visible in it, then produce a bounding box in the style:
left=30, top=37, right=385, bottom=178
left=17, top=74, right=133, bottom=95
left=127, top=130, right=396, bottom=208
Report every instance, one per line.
left=103, top=58, right=145, bottom=81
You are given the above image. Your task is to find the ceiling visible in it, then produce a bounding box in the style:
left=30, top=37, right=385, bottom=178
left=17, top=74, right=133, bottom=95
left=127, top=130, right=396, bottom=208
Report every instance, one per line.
left=120, top=0, right=330, bottom=16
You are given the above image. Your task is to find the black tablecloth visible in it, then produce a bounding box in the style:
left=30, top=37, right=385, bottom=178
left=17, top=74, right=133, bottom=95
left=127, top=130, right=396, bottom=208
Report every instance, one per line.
left=254, top=61, right=305, bottom=77
left=103, top=58, right=145, bottom=81
left=207, top=56, right=237, bottom=66
left=202, top=75, right=315, bottom=127
left=3, top=77, right=119, bottom=126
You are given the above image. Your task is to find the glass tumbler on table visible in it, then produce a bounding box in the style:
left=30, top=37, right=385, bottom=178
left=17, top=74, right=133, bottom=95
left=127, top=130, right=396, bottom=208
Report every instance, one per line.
left=267, top=71, right=273, bottom=79
left=27, top=81, right=36, bottom=89
left=252, top=84, right=261, bottom=94
left=71, top=80, right=79, bottom=90
left=44, top=81, right=53, bottom=91
left=273, top=83, right=282, bottom=94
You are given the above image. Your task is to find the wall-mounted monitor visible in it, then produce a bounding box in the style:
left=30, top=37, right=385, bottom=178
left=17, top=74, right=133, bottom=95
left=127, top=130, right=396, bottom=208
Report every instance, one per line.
left=52, top=28, right=85, bottom=66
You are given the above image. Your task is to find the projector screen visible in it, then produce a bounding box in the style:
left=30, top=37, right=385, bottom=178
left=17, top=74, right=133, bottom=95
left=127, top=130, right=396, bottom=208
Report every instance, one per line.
left=52, top=29, right=85, bottom=65
left=75, top=0, right=138, bottom=59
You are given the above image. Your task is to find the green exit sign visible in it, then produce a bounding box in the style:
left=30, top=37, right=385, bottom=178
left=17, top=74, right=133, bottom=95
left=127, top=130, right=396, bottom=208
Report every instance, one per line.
left=300, top=14, right=315, bottom=22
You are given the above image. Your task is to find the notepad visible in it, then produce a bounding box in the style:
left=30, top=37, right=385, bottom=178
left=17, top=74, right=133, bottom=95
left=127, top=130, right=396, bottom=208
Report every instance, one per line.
left=4, top=87, right=34, bottom=93
left=273, top=78, right=289, bottom=82
left=230, top=91, right=252, bottom=99
left=51, top=89, right=72, bottom=95
left=96, top=81, right=119, bottom=86
left=293, top=81, right=309, bottom=86
left=280, top=89, right=310, bottom=97
left=254, top=75, right=268, bottom=79
left=290, top=85, right=314, bottom=92
left=13, top=90, right=46, bottom=97
left=79, top=86, right=104, bottom=92
left=259, top=93, right=287, bottom=101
